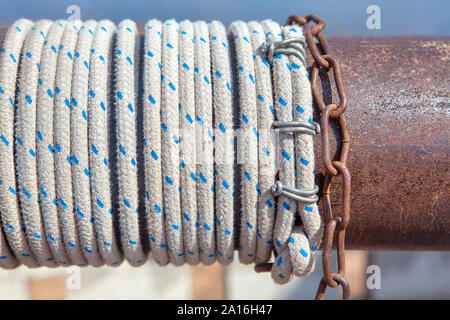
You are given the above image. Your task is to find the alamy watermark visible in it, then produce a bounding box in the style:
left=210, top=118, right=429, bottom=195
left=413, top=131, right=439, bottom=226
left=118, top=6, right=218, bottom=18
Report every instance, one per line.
left=66, top=5, right=81, bottom=21
left=66, top=266, right=81, bottom=290
left=156, top=126, right=300, bottom=177
left=366, top=5, right=381, bottom=30
left=366, top=264, right=381, bottom=290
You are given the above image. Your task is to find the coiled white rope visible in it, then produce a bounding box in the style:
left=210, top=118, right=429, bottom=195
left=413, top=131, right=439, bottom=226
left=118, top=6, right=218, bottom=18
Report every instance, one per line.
left=143, top=19, right=170, bottom=266
left=266, top=22, right=323, bottom=283
left=54, top=20, right=86, bottom=266
left=71, top=20, right=104, bottom=267
left=88, top=20, right=123, bottom=266
left=0, top=18, right=36, bottom=268
left=262, top=20, right=298, bottom=283
left=115, top=20, right=147, bottom=266
left=161, top=20, right=184, bottom=266
left=229, top=21, right=259, bottom=265
left=194, top=21, right=216, bottom=266
left=15, top=19, right=56, bottom=267
left=36, top=20, right=69, bottom=266
left=0, top=18, right=322, bottom=284
left=210, top=21, right=234, bottom=264
left=247, top=21, right=276, bottom=265
left=178, top=20, right=199, bottom=265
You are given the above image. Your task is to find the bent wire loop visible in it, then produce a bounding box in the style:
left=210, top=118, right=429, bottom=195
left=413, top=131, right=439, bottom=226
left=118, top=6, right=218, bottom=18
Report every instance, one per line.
left=271, top=181, right=319, bottom=203
left=265, top=38, right=307, bottom=66
left=273, top=120, right=321, bottom=135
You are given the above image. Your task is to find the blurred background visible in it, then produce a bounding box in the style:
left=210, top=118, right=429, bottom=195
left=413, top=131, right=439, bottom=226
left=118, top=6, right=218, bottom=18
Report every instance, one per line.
left=0, top=0, right=448, bottom=299
left=1, top=251, right=450, bottom=299
left=0, top=0, right=449, bottom=35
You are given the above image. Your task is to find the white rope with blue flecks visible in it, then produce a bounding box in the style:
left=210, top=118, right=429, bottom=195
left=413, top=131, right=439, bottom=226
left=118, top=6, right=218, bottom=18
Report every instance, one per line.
left=54, top=20, right=87, bottom=266
left=178, top=20, right=200, bottom=265
left=229, top=21, right=259, bottom=265
left=161, top=20, right=184, bottom=266
left=209, top=20, right=234, bottom=264
left=36, top=20, right=70, bottom=266
left=71, top=20, right=104, bottom=267
left=115, top=20, right=147, bottom=266
left=88, top=20, right=123, bottom=266
left=0, top=18, right=322, bottom=285
left=286, top=25, right=322, bottom=274
left=15, top=19, right=56, bottom=267
left=261, top=20, right=323, bottom=284
left=194, top=21, right=216, bottom=266
left=247, top=21, right=276, bottom=264
left=143, top=19, right=170, bottom=266
left=0, top=18, right=36, bottom=268
left=262, top=20, right=298, bottom=283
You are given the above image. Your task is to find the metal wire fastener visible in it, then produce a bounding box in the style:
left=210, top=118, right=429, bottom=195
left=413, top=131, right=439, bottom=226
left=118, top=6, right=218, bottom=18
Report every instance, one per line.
left=265, top=38, right=307, bottom=66
left=271, top=181, right=319, bottom=203
left=273, top=120, right=321, bottom=135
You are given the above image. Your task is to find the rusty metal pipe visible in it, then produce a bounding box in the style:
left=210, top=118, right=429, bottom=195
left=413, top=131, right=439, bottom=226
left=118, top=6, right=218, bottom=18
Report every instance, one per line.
left=1, top=26, right=448, bottom=250
left=312, top=35, right=449, bottom=250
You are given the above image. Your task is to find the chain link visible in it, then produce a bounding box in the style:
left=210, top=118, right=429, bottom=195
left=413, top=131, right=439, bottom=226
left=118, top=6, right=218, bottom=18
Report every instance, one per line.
left=286, top=14, right=352, bottom=300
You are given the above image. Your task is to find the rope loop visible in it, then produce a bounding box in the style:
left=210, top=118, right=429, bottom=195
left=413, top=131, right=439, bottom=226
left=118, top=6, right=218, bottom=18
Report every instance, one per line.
left=255, top=21, right=322, bottom=285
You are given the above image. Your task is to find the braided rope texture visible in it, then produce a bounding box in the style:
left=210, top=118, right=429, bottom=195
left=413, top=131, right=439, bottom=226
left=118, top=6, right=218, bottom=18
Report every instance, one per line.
left=0, top=19, right=322, bottom=284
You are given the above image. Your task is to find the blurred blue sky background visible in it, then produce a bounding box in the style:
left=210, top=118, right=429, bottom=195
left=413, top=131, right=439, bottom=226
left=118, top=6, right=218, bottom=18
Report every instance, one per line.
left=0, top=0, right=448, bottom=35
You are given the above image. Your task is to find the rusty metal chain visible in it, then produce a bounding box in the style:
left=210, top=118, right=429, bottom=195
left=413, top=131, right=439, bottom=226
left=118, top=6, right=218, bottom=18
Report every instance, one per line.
left=286, top=14, right=352, bottom=300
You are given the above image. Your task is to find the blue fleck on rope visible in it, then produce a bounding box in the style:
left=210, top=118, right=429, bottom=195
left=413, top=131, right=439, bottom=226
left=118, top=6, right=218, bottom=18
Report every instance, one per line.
left=0, top=18, right=322, bottom=285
